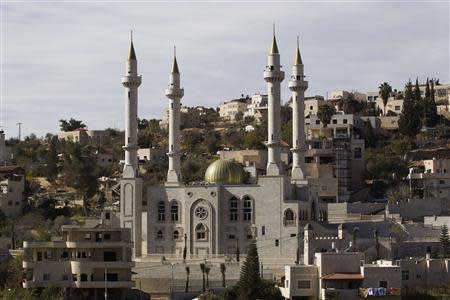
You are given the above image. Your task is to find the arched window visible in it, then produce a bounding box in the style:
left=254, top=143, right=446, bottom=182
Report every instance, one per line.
left=243, top=196, right=252, bottom=222
left=173, top=230, right=180, bottom=240
left=229, top=197, right=238, bottom=222
left=157, top=230, right=163, bottom=240
left=195, top=223, right=207, bottom=241
left=170, top=201, right=179, bottom=222
left=284, top=209, right=295, bottom=226
left=157, top=201, right=165, bottom=221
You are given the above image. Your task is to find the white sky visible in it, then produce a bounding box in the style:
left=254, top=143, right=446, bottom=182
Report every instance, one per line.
left=2, top=1, right=449, bottom=137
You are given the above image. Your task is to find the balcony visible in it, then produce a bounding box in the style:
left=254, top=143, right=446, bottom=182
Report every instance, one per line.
left=23, top=280, right=134, bottom=289
left=23, top=241, right=133, bottom=249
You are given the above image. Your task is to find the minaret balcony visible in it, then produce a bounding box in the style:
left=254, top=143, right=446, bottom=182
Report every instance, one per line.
left=122, top=75, right=142, bottom=88
left=289, top=80, right=308, bottom=91
left=165, top=87, right=184, bottom=99
left=264, top=70, right=285, bottom=82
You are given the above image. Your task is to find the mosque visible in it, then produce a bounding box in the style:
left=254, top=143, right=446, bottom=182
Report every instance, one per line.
left=119, top=31, right=323, bottom=263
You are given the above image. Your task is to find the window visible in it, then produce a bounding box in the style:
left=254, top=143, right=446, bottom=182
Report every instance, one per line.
left=275, top=239, right=279, bottom=247
left=315, top=120, right=320, bottom=125
left=195, top=206, right=208, bottom=219
left=72, top=274, right=78, bottom=282
left=402, top=270, right=409, bottom=281
left=343, top=119, right=348, bottom=124
left=243, top=196, right=252, bottom=222
left=305, top=157, right=313, bottom=163
left=173, top=230, right=180, bottom=240
left=37, top=252, right=42, bottom=261
left=157, top=230, right=164, bottom=240
left=440, top=180, right=445, bottom=184
left=262, top=226, right=266, bottom=235
left=229, top=197, right=238, bottom=221
left=228, top=234, right=235, bottom=240
left=81, top=274, right=88, bottom=282
left=332, top=119, right=337, bottom=124
left=43, top=274, right=50, bottom=281
left=354, top=147, right=362, bottom=159
left=379, top=281, right=388, bottom=288
left=62, top=274, right=69, bottom=281
left=170, top=202, right=179, bottom=222
left=395, top=105, right=401, bottom=111
left=196, top=223, right=207, bottom=241
left=105, top=212, right=110, bottom=220
left=104, top=233, right=111, bottom=240
left=158, top=201, right=165, bottom=221
left=284, top=209, right=295, bottom=226
left=298, top=280, right=311, bottom=289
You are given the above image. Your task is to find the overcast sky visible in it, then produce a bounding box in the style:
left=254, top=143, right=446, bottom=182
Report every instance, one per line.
left=2, top=1, right=449, bottom=138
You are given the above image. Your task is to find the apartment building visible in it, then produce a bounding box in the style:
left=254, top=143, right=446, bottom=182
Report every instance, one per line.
left=22, top=215, right=134, bottom=300
left=408, top=158, right=450, bottom=199
left=0, top=166, right=25, bottom=218
left=58, top=129, right=110, bottom=144
left=280, top=252, right=401, bottom=300
left=218, top=98, right=248, bottom=121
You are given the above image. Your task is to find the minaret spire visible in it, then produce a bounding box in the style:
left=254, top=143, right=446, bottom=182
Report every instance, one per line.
left=289, top=36, right=308, bottom=181
left=128, top=30, right=136, bottom=60
left=264, top=25, right=285, bottom=176
left=165, top=46, right=184, bottom=185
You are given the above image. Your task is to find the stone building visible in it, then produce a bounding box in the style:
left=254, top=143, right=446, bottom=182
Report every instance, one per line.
left=58, top=129, right=110, bottom=144
left=0, top=166, right=25, bottom=218
left=22, top=214, right=134, bottom=300
left=218, top=98, right=248, bottom=121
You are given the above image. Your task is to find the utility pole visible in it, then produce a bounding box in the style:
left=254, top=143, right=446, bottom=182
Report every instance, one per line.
left=16, top=122, right=22, bottom=141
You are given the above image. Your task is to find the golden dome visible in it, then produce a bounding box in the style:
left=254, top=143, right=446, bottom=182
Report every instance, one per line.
left=204, top=159, right=245, bottom=185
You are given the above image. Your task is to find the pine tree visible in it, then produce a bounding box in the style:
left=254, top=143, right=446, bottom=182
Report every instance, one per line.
left=237, top=240, right=262, bottom=300
left=399, top=81, right=421, bottom=137
left=440, top=225, right=450, bottom=259
left=363, top=121, right=376, bottom=148
left=422, top=78, right=439, bottom=127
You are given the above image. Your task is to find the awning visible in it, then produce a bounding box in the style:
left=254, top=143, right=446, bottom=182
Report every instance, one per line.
left=321, top=273, right=364, bottom=280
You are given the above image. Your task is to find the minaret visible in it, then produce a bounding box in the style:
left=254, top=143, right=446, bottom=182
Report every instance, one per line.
left=165, top=47, right=184, bottom=185
left=264, top=26, right=285, bottom=176
left=122, top=33, right=141, bottom=178
left=289, top=37, right=308, bottom=181
left=120, top=33, right=143, bottom=257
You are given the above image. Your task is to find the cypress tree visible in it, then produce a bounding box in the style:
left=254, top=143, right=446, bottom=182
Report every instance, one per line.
left=363, top=121, right=376, bottom=148
left=422, top=78, right=439, bottom=127
left=440, top=225, right=450, bottom=259
left=399, top=81, right=421, bottom=137
left=238, top=240, right=262, bottom=300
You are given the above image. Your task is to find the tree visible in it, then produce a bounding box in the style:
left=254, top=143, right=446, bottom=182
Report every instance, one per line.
left=220, top=263, right=226, bottom=287
left=317, top=104, right=335, bottom=128
left=373, top=227, right=380, bottom=260
left=205, top=264, right=211, bottom=290
left=386, top=183, right=410, bottom=204
left=421, top=78, right=439, bottom=128
left=59, top=118, right=86, bottom=132
left=378, top=82, right=392, bottom=116
left=200, top=263, right=206, bottom=292
left=185, top=266, right=190, bottom=293
left=399, top=81, right=421, bottom=137
left=63, top=143, right=98, bottom=214
left=237, top=240, right=261, bottom=300
left=363, top=121, right=376, bottom=148
left=440, top=225, right=449, bottom=258
left=45, top=136, right=59, bottom=182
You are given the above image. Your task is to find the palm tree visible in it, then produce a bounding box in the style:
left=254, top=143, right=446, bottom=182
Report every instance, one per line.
left=200, top=263, right=206, bottom=292
left=185, top=266, right=190, bottom=293
left=205, top=264, right=211, bottom=290
left=220, top=263, right=226, bottom=287
left=317, top=104, right=336, bottom=130
left=379, top=82, right=392, bottom=116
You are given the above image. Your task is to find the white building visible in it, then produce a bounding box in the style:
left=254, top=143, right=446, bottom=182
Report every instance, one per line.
left=58, top=129, right=110, bottom=144
left=22, top=215, right=134, bottom=299
left=408, top=158, right=450, bottom=199
left=218, top=98, right=248, bottom=121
